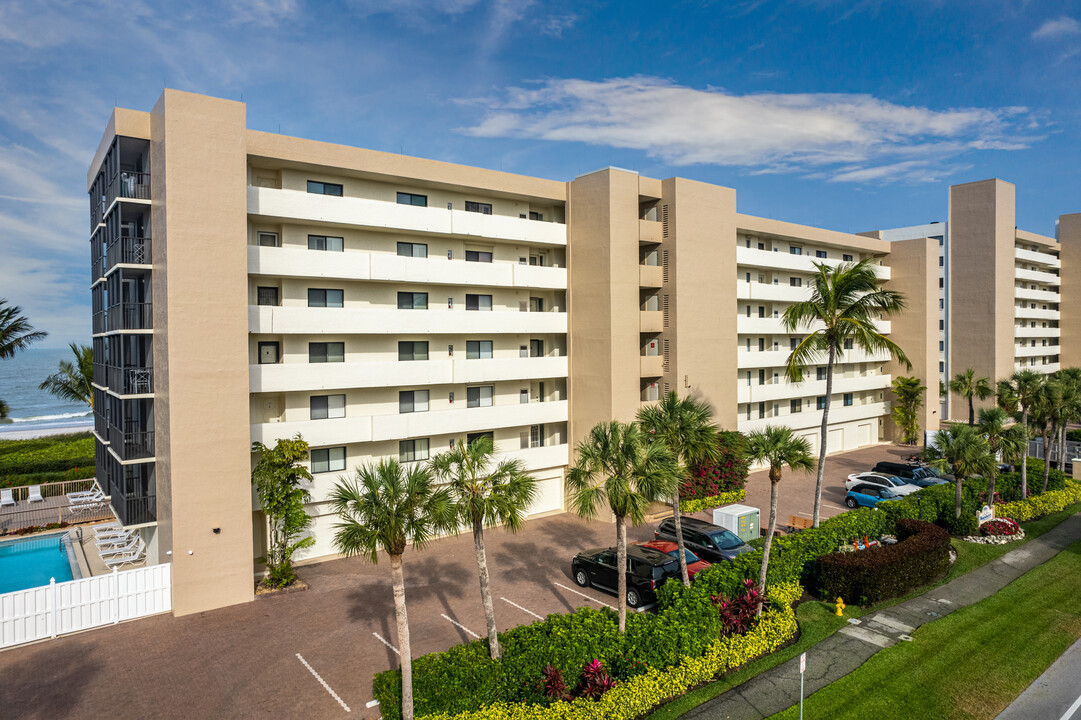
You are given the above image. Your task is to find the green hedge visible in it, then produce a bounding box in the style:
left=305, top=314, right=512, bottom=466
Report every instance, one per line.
left=996, top=481, right=1081, bottom=522
left=681, top=490, right=746, bottom=514
left=0, top=432, right=94, bottom=477
left=817, top=519, right=951, bottom=605
left=0, top=466, right=95, bottom=488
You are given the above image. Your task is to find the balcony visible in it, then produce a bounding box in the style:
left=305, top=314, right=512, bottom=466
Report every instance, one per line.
left=106, top=302, right=153, bottom=331
left=249, top=356, right=568, bottom=393
left=106, top=366, right=154, bottom=395
left=104, top=172, right=152, bottom=209
left=249, top=305, right=567, bottom=335
left=1015, top=306, right=1060, bottom=321
left=248, top=186, right=567, bottom=246
left=736, top=281, right=811, bottom=303
left=1015, top=325, right=1059, bottom=339
left=106, top=236, right=152, bottom=270
left=736, top=247, right=890, bottom=280
left=1015, top=247, right=1059, bottom=268
left=639, top=265, right=663, bottom=288
left=101, top=460, right=156, bottom=526
left=640, top=355, right=664, bottom=377
left=1015, top=286, right=1060, bottom=304
left=640, top=310, right=664, bottom=333
left=738, top=401, right=889, bottom=434
left=737, top=373, right=892, bottom=404
left=639, top=219, right=663, bottom=245
left=1015, top=267, right=1060, bottom=286
left=737, top=316, right=891, bottom=336
left=1015, top=344, right=1059, bottom=359
left=92, top=311, right=107, bottom=335
left=107, top=425, right=155, bottom=461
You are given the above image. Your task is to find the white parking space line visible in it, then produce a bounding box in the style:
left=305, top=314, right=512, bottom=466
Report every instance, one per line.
left=823, top=503, right=846, bottom=511
left=296, top=653, right=351, bottom=713
left=1060, top=691, right=1081, bottom=720
left=553, top=581, right=616, bottom=610
left=501, top=597, right=544, bottom=620
left=441, top=613, right=480, bottom=639
left=372, top=632, right=400, bottom=655
left=797, top=511, right=813, bottom=517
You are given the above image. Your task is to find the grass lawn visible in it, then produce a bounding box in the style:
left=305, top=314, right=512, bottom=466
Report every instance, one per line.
left=649, top=503, right=1081, bottom=720
left=768, top=537, right=1081, bottom=719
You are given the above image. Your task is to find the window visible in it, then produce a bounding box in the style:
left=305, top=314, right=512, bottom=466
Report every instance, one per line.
left=790, top=337, right=799, bottom=350
left=467, top=386, right=494, bottom=408
left=309, top=342, right=345, bottom=363
left=745, top=404, right=751, bottom=420
left=257, top=287, right=279, bottom=306
left=399, top=439, right=430, bottom=463
left=307, top=180, right=343, bottom=196
left=397, top=292, right=428, bottom=310
left=529, top=211, right=543, bottom=221
left=310, top=394, right=346, bottom=420
left=745, top=305, right=751, bottom=317
left=939, top=299, right=944, bottom=309
left=399, top=390, right=429, bottom=413
left=816, top=396, right=827, bottom=410
left=398, top=341, right=429, bottom=361
left=815, top=250, right=827, bottom=259
left=758, top=306, right=765, bottom=318
left=817, top=367, right=827, bottom=381
left=759, top=369, right=766, bottom=385
left=939, top=341, right=945, bottom=351
left=530, top=424, right=545, bottom=447
left=789, top=246, right=802, bottom=255
left=757, top=242, right=765, bottom=250
left=308, top=289, right=344, bottom=308
left=397, top=241, right=428, bottom=258
left=396, top=192, right=427, bottom=207
left=758, top=402, right=766, bottom=419
left=939, top=278, right=944, bottom=288
left=759, top=338, right=766, bottom=352
left=938, top=256, right=944, bottom=267
left=467, top=432, right=494, bottom=447
left=529, top=253, right=546, bottom=266
left=465, top=201, right=492, bottom=214
left=466, top=294, right=492, bottom=311
left=939, top=361, right=945, bottom=372
left=258, top=341, right=279, bottom=364
left=843, top=254, right=853, bottom=262
left=843, top=393, right=854, bottom=406
left=529, top=339, right=544, bottom=357
left=843, top=339, right=853, bottom=350
left=308, top=235, right=344, bottom=252
left=790, top=277, right=802, bottom=287
left=938, top=237, right=944, bottom=246
left=466, top=250, right=493, bottom=263
left=939, top=320, right=944, bottom=330
left=466, top=340, right=493, bottom=359
left=520, top=389, right=529, bottom=404
left=790, top=399, right=802, bottom=413
left=311, top=447, right=346, bottom=473
left=258, top=232, right=279, bottom=247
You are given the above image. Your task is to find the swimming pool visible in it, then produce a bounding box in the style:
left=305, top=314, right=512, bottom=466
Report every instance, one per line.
left=0, top=533, right=76, bottom=595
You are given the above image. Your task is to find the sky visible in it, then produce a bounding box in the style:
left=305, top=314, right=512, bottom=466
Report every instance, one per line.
left=0, top=0, right=1079, bottom=347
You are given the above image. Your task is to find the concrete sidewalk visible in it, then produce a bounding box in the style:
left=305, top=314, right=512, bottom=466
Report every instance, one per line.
left=683, top=513, right=1081, bottom=720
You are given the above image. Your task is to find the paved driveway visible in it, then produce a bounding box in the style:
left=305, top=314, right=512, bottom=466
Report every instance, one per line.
left=0, top=443, right=917, bottom=720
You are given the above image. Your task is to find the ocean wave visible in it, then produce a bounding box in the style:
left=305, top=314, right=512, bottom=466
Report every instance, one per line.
left=8, top=411, right=93, bottom=423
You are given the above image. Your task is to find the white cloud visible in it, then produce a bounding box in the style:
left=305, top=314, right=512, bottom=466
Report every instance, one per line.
left=459, top=76, right=1038, bottom=182
left=1032, top=16, right=1081, bottom=40
left=539, top=12, right=578, bottom=37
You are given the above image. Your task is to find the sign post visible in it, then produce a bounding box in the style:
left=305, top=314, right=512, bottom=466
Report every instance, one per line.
left=799, top=652, right=806, bottom=719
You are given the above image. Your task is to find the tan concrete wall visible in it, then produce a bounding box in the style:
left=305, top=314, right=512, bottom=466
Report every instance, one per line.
left=87, top=108, right=152, bottom=189
left=663, top=178, right=739, bottom=429
left=151, top=89, right=254, bottom=616
left=566, top=169, right=646, bottom=448
left=948, top=179, right=1016, bottom=416
left=883, top=236, right=941, bottom=441
left=1060, top=213, right=1081, bottom=369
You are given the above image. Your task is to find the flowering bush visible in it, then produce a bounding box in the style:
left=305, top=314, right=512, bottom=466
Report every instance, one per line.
left=980, top=518, right=1021, bottom=537
left=712, top=579, right=767, bottom=636
left=682, top=431, right=748, bottom=502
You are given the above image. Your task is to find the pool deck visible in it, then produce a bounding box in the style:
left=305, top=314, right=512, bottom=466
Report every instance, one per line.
left=0, top=493, right=114, bottom=534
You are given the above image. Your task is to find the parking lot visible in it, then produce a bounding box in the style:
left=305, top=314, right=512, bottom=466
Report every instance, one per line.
left=0, top=442, right=915, bottom=720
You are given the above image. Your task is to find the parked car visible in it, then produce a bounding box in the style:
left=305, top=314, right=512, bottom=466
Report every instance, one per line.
left=845, top=483, right=903, bottom=508
left=571, top=544, right=680, bottom=607
left=872, top=461, right=950, bottom=488
left=636, top=540, right=712, bottom=580
left=845, top=472, right=922, bottom=496
left=654, top=515, right=753, bottom=562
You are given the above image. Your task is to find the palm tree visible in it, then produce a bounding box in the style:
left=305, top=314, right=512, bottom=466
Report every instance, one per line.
left=949, top=368, right=994, bottom=427
left=38, top=343, right=93, bottom=409
left=0, top=299, right=47, bottom=358
left=890, top=376, right=927, bottom=446
left=567, top=421, right=678, bottom=632
left=1030, top=380, right=1058, bottom=494
left=429, top=435, right=536, bottom=660
left=744, top=427, right=815, bottom=602
left=977, top=407, right=1026, bottom=506
left=927, top=423, right=997, bottom=517
left=1054, top=368, right=1081, bottom=484
left=997, top=369, right=1043, bottom=498
left=0, top=399, right=8, bottom=419
left=329, top=459, right=455, bottom=720
left=783, top=259, right=909, bottom=527
left=637, top=391, right=720, bottom=587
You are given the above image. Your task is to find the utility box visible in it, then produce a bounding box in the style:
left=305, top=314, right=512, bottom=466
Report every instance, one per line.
left=712, top=504, right=761, bottom=543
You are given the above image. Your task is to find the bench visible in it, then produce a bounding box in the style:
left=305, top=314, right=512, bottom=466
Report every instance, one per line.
left=787, top=515, right=814, bottom=533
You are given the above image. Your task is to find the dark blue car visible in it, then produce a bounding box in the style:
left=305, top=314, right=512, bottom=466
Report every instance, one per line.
left=845, top=483, right=902, bottom=509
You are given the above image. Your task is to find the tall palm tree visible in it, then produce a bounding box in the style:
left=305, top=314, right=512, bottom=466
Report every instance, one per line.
left=783, top=259, right=909, bottom=527
left=38, top=343, right=93, bottom=409
left=637, top=391, right=720, bottom=587
left=1030, top=380, right=1058, bottom=495
left=330, top=459, right=455, bottom=720
left=429, top=435, right=536, bottom=660
left=890, top=376, right=927, bottom=446
left=1054, top=368, right=1081, bottom=483
left=927, top=423, right=997, bottom=517
left=0, top=299, right=47, bottom=358
left=744, top=427, right=815, bottom=602
left=997, top=369, right=1043, bottom=498
left=949, top=368, right=993, bottom=427
left=977, top=407, right=1026, bottom=506
left=567, top=421, right=678, bottom=632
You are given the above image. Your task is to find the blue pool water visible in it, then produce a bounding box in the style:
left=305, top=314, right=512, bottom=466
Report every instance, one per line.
left=0, top=534, right=75, bottom=595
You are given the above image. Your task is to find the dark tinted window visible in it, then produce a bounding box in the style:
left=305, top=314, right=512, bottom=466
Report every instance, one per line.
left=596, top=551, right=615, bottom=566
left=396, top=192, right=427, bottom=207
left=307, top=180, right=343, bottom=196
left=709, top=530, right=744, bottom=550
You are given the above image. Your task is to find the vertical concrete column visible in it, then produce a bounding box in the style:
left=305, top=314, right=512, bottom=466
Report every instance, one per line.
left=1059, top=213, right=1081, bottom=369
left=151, top=90, right=254, bottom=615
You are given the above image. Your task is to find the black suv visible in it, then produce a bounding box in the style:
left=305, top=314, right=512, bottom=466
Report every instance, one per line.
left=873, top=461, right=953, bottom=486
left=654, top=515, right=752, bottom=562
left=571, top=544, right=680, bottom=607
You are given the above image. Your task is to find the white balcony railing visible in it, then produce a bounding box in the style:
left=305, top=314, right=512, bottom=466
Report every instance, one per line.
left=1015, top=325, right=1060, bottom=339
left=1015, top=344, right=1060, bottom=359
left=249, top=306, right=568, bottom=335
left=1014, top=306, right=1060, bottom=321
left=1015, top=267, right=1060, bottom=286
left=736, top=373, right=892, bottom=404
left=736, top=247, right=890, bottom=280
left=737, top=401, right=889, bottom=434
left=737, top=316, right=892, bottom=336
left=735, top=281, right=811, bottom=303
left=736, top=346, right=891, bottom=370
left=1015, top=246, right=1060, bottom=268
left=1015, top=286, right=1060, bottom=304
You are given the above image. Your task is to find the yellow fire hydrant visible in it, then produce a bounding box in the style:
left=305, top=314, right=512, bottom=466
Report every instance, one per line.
left=835, top=597, right=846, bottom=617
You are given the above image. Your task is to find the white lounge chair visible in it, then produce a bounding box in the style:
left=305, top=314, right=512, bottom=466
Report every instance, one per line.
left=95, top=531, right=136, bottom=549
left=67, top=485, right=102, bottom=502
left=0, top=488, right=14, bottom=508
left=69, top=490, right=106, bottom=505
left=27, top=485, right=44, bottom=503
left=103, top=539, right=145, bottom=569
left=93, top=521, right=124, bottom=534
left=98, top=535, right=140, bottom=556
left=94, top=525, right=128, bottom=539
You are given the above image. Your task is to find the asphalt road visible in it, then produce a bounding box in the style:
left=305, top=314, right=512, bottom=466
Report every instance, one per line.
left=997, top=637, right=1081, bottom=720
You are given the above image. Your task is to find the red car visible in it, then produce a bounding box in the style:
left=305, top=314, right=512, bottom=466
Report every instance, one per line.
left=637, top=540, right=712, bottom=580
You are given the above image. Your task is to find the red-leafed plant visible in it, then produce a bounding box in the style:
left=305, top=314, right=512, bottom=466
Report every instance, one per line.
left=711, top=578, right=767, bottom=636
left=980, top=518, right=1020, bottom=536
left=682, top=431, right=749, bottom=501
left=576, top=659, right=617, bottom=700
left=542, top=664, right=568, bottom=701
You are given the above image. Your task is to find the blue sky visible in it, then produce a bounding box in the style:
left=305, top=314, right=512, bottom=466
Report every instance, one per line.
left=1, top=0, right=1079, bottom=347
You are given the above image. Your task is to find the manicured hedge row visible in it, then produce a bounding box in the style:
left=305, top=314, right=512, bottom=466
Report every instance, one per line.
left=408, top=583, right=802, bottom=720
left=0, top=466, right=95, bottom=488
left=0, top=433, right=94, bottom=476
left=995, top=481, right=1081, bottom=522
left=681, top=490, right=746, bottom=514
left=816, top=519, right=951, bottom=605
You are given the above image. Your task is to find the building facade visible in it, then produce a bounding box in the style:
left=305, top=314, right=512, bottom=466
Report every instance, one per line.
left=87, top=90, right=1078, bottom=615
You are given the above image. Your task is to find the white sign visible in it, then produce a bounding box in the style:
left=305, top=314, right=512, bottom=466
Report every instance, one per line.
left=978, top=504, right=994, bottom=524
left=800, top=652, right=806, bottom=674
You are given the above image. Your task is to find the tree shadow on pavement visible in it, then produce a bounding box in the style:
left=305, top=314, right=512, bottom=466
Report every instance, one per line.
left=0, top=639, right=102, bottom=720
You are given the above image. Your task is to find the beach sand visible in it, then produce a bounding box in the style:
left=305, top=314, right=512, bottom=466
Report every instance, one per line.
left=0, top=422, right=94, bottom=441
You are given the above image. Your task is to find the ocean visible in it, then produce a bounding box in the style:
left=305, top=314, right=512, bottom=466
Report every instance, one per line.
left=0, top=347, right=93, bottom=435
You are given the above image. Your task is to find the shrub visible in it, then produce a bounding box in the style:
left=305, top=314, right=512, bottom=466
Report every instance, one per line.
left=682, top=432, right=748, bottom=502
left=0, top=466, right=95, bottom=488
left=712, top=579, right=767, bottom=636
left=996, top=481, right=1081, bottom=522
left=0, top=433, right=94, bottom=476
left=816, top=519, right=951, bottom=605
left=1068, top=429, right=1081, bottom=443
left=681, top=490, right=746, bottom=514
left=980, top=518, right=1020, bottom=537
